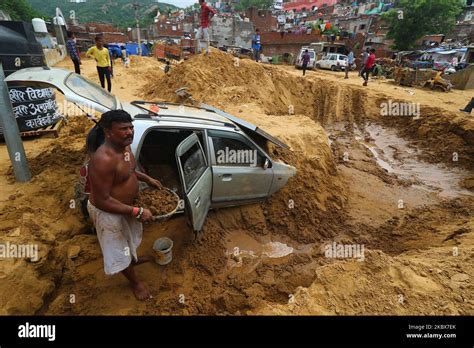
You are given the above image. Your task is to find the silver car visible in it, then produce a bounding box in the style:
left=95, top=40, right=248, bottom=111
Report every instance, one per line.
left=6, top=67, right=297, bottom=234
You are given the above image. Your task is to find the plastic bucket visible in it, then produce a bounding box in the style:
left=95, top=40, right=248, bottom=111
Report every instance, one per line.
left=153, top=237, right=173, bottom=265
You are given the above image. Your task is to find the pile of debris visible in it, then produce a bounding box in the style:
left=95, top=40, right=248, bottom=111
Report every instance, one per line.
left=393, top=67, right=452, bottom=91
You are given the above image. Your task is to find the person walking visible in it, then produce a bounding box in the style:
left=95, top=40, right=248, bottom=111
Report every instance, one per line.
left=460, top=97, right=474, bottom=114
left=302, top=49, right=311, bottom=76
left=66, top=31, right=81, bottom=74
left=345, top=47, right=354, bottom=79
left=362, top=48, right=376, bottom=86
left=87, top=36, right=112, bottom=92
left=359, top=48, right=369, bottom=76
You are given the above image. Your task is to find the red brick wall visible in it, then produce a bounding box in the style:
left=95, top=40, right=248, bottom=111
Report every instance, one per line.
left=246, top=7, right=278, bottom=32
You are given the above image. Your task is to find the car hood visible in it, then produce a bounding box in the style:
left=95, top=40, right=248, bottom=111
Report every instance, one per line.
left=5, top=67, right=121, bottom=114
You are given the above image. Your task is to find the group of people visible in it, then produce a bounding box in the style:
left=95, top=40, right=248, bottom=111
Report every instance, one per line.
left=66, top=32, right=131, bottom=93
left=299, top=46, right=375, bottom=85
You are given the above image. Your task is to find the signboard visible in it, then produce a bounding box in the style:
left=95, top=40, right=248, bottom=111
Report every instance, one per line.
left=8, top=86, right=61, bottom=132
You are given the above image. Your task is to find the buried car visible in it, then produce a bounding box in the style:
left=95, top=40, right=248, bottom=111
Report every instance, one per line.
left=5, top=67, right=297, bottom=235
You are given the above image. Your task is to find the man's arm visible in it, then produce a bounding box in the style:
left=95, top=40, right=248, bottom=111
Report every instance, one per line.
left=105, top=48, right=111, bottom=67
left=86, top=47, right=94, bottom=59
left=135, top=170, right=162, bottom=188
left=89, top=153, right=134, bottom=215
left=208, top=5, right=217, bottom=17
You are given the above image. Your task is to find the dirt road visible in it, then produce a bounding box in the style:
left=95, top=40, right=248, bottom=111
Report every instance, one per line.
left=0, top=52, right=472, bottom=315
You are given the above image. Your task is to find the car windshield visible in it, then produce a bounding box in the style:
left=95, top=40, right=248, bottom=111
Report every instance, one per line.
left=65, top=74, right=116, bottom=110
left=339, top=55, right=348, bottom=60
left=301, top=51, right=315, bottom=59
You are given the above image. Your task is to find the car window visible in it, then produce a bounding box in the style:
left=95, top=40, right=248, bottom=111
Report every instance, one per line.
left=309, top=52, right=315, bottom=58
left=210, top=133, right=265, bottom=167
left=339, top=55, right=348, bottom=60
left=329, top=55, right=336, bottom=60
left=65, top=74, right=116, bottom=110
left=179, top=142, right=207, bottom=191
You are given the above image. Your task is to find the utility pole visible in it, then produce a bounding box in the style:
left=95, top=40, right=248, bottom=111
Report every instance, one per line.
left=0, top=62, right=31, bottom=182
left=133, top=3, right=142, bottom=56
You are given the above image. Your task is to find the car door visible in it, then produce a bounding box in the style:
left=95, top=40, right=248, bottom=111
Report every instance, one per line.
left=207, top=129, right=273, bottom=206
left=323, top=55, right=332, bottom=69
left=176, top=133, right=212, bottom=232
left=328, top=54, right=337, bottom=69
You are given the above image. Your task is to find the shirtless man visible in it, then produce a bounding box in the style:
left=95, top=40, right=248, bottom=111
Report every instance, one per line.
left=87, top=110, right=161, bottom=300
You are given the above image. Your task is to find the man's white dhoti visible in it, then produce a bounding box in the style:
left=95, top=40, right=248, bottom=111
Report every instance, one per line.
left=87, top=201, right=143, bottom=275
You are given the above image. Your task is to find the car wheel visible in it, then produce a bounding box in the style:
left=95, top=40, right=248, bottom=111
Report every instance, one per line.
left=331, top=65, right=337, bottom=71
left=316, top=63, right=321, bottom=69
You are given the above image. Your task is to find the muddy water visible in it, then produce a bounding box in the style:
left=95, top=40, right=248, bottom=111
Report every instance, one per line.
left=355, top=123, right=473, bottom=199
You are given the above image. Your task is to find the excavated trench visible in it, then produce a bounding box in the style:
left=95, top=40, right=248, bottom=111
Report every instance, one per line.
left=1, top=56, right=473, bottom=315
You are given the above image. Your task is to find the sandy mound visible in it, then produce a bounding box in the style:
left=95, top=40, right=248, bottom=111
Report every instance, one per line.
left=141, top=49, right=318, bottom=115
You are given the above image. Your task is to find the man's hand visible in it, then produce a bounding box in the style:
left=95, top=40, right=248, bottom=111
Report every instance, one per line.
left=108, top=66, right=112, bottom=73
left=140, top=208, right=153, bottom=222
left=147, top=178, right=163, bottom=189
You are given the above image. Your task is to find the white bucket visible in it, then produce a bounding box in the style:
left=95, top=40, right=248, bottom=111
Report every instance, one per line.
left=153, top=237, right=173, bottom=265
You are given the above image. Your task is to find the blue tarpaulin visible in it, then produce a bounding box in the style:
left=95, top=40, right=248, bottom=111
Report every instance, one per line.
left=125, top=43, right=149, bottom=56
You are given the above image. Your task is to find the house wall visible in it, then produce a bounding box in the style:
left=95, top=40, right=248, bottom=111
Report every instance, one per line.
left=210, top=17, right=254, bottom=49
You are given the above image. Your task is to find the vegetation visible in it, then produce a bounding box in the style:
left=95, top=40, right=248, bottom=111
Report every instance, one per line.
left=25, top=0, right=178, bottom=29
left=234, top=0, right=274, bottom=11
left=382, top=0, right=464, bottom=50
left=0, top=0, right=45, bottom=21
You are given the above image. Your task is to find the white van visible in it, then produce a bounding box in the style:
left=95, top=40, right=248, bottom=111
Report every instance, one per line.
left=295, top=48, right=317, bottom=69
left=316, top=53, right=348, bottom=71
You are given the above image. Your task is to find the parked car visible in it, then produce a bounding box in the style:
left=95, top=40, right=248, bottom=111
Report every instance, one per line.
left=295, top=48, right=317, bottom=69
left=5, top=67, right=297, bottom=234
left=316, top=53, right=348, bottom=71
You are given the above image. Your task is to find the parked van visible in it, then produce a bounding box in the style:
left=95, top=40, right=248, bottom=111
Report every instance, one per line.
left=295, top=47, right=316, bottom=69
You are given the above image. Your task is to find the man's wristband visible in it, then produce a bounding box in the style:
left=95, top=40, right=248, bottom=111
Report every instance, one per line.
left=132, top=207, right=139, bottom=217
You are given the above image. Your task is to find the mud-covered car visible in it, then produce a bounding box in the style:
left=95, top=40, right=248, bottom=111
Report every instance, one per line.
left=6, top=67, right=297, bottom=234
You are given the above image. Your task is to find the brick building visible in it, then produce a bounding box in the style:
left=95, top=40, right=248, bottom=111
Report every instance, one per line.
left=245, top=7, right=278, bottom=32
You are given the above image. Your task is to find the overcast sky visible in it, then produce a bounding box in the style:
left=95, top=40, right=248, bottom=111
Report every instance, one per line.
left=162, top=0, right=197, bottom=8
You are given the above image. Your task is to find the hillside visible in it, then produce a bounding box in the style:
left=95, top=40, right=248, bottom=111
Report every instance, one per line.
left=26, top=0, right=179, bottom=28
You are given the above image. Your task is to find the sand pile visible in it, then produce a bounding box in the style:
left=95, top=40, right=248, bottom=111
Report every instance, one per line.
left=141, top=49, right=317, bottom=115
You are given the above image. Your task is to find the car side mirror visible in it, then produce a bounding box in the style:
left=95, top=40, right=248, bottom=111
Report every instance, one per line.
left=264, top=158, right=271, bottom=170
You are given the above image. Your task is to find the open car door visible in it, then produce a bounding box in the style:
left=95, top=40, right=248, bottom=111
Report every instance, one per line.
left=176, top=133, right=212, bottom=233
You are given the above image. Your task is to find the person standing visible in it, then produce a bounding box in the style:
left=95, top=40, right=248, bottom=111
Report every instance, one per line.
left=87, top=36, right=112, bottom=92
left=87, top=110, right=162, bottom=301
left=196, top=0, right=216, bottom=55
left=302, top=49, right=310, bottom=76
left=362, top=48, right=376, bottom=86
left=252, top=28, right=261, bottom=62
left=345, top=47, right=354, bottom=79
left=66, top=31, right=81, bottom=74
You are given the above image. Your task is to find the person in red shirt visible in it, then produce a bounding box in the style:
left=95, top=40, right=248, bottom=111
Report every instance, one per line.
left=362, top=48, right=376, bottom=86
left=196, top=0, right=217, bottom=55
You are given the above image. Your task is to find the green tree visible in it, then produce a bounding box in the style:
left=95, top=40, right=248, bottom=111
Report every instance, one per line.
left=382, top=0, right=464, bottom=50
left=0, top=0, right=44, bottom=20
left=234, top=0, right=274, bottom=11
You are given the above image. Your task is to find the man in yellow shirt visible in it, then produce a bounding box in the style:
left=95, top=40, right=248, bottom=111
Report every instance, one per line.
left=86, top=36, right=112, bottom=92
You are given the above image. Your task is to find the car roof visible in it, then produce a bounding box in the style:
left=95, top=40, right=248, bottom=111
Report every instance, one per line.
left=131, top=103, right=238, bottom=129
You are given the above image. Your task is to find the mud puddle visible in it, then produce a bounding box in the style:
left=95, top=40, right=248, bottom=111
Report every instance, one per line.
left=354, top=123, right=473, bottom=198
left=224, top=230, right=313, bottom=269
